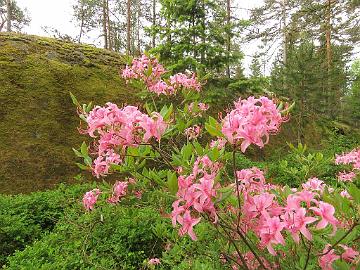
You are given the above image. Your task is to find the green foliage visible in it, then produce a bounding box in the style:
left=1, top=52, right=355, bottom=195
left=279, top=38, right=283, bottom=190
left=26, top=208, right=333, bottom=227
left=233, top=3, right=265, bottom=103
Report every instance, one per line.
left=5, top=204, right=166, bottom=270
left=4, top=187, right=224, bottom=270
left=0, top=184, right=92, bottom=266
left=148, top=0, right=244, bottom=74
left=0, top=33, right=139, bottom=194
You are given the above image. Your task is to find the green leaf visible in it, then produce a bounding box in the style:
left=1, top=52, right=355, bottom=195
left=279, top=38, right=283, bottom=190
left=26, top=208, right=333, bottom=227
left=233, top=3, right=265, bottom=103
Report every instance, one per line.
left=76, top=163, right=89, bottom=170
left=69, top=92, right=80, bottom=106
left=164, top=104, right=173, bottom=121
left=181, top=143, right=193, bottom=160
left=80, top=142, right=88, bottom=156
left=167, top=171, right=178, bottom=195
left=333, top=261, right=351, bottom=270
left=72, top=148, right=83, bottom=158
left=205, top=123, right=223, bottom=137
left=347, top=183, right=360, bottom=204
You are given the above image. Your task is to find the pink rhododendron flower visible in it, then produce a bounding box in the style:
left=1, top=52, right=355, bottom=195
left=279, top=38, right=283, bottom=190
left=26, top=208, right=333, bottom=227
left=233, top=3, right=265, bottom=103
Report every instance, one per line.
left=335, top=148, right=360, bottom=170
left=337, top=171, right=356, bottom=182
left=339, top=244, right=359, bottom=263
left=221, top=96, right=284, bottom=152
left=302, top=177, right=326, bottom=194
left=171, top=156, right=221, bottom=239
left=185, top=125, right=201, bottom=140
left=121, top=54, right=201, bottom=95
left=83, top=189, right=101, bottom=211
left=108, top=181, right=128, bottom=204
left=340, top=190, right=352, bottom=199
left=84, top=103, right=168, bottom=178
left=259, top=213, right=285, bottom=255
left=310, top=201, right=338, bottom=233
left=236, top=167, right=266, bottom=192
left=198, top=102, right=209, bottom=111
left=177, top=210, right=201, bottom=240
left=170, top=72, right=201, bottom=92
left=148, top=258, right=161, bottom=265
left=210, top=137, right=227, bottom=150
left=134, top=190, right=143, bottom=199
left=283, top=207, right=317, bottom=243
left=319, top=245, right=340, bottom=270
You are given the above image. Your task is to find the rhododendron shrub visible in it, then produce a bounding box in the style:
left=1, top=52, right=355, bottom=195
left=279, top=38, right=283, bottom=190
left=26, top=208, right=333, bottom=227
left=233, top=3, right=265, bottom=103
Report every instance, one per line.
left=73, top=54, right=360, bottom=270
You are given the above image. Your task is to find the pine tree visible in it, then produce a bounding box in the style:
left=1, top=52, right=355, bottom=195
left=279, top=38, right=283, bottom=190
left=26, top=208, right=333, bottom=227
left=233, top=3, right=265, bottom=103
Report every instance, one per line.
left=148, top=0, right=243, bottom=74
left=0, top=0, right=30, bottom=32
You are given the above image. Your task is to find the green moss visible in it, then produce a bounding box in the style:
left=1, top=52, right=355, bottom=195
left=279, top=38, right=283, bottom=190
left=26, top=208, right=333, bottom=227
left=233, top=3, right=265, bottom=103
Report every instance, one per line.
left=0, top=33, right=138, bottom=194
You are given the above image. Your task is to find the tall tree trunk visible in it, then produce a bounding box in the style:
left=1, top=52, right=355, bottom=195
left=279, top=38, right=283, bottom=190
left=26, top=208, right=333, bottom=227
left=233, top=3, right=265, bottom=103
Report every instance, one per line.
left=325, top=0, right=332, bottom=71
left=126, top=0, right=131, bottom=55
left=102, top=0, right=108, bottom=49
left=226, top=0, right=231, bottom=78
left=281, top=0, right=287, bottom=65
left=78, top=0, right=85, bottom=43
left=137, top=0, right=141, bottom=54
left=325, top=0, right=334, bottom=117
left=6, top=0, right=11, bottom=32
left=106, top=0, right=112, bottom=50
left=152, top=0, right=156, bottom=48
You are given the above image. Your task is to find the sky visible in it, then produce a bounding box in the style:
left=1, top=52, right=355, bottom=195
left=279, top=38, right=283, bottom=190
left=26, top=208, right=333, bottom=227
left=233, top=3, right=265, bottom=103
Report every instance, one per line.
left=15, top=0, right=264, bottom=74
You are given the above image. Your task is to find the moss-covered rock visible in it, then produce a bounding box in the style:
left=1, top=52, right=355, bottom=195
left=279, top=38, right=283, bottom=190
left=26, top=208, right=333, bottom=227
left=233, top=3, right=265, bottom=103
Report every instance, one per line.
left=0, top=33, right=138, bottom=194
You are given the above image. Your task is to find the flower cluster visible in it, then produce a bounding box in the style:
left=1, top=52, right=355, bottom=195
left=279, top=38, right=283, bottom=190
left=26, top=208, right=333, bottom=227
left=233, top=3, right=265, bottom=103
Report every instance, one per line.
left=171, top=156, right=221, bottom=240
left=319, top=244, right=359, bottom=270
left=82, top=179, right=143, bottom=211
left=185, top=125, right=201, bottom=140
left=222, top=96, right=284, bottom=152
left=122, top=54, right=201, bottom=95
left=235, top=169, right=341, bottom=257
left=85, top=103, right=167, bottom=177
left=83, top=189, right=101, bottom=211
left=335, top=148, right=360, bottom=182
left=232, top=168, right=339, bottom=260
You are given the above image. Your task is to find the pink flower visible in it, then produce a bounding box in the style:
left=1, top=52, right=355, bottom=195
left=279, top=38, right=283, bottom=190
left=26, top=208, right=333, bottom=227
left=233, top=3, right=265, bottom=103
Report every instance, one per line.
left=283, top=207, right=317, bottom=243
left=170, top=72, right=201, bottom=91
left=210, top=138, right=227, bottom=150
left=82, top=189, right=101, bottom=211
left=319, top=245, right=340, bottom=270
left=340, top=190, right=352, bottom=199
left=310, top=201, right=338, bottom=233
left=259, top=213, right=285, bottom=255
left=198, top=102, right=209, bottom=111
left=177, top=210, right=201, bottom=240
left=92, top=156, right=110, bottom=178
left=171, top=200, right=185, bottom=227
left=185, top=125, right=201, bottom=140
left=302, top=177, right=325, bottom=193
left=339, top=244, right=359, bottom=263
left=148, top=258, right=161, bottom=265
left=108, top=181, right=128, bottom=204
left=297, top=190, right=319, bottom=207
left=134, top=190, right=143, bottom=199
left=221, top=97, right=284, bottom=152
left=337, top=171, right=356, bottom=182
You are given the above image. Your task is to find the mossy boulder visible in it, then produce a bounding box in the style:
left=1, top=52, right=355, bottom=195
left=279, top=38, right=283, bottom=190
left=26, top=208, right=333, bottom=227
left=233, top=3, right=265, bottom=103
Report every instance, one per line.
left=0, top=33, right=138, bottom=194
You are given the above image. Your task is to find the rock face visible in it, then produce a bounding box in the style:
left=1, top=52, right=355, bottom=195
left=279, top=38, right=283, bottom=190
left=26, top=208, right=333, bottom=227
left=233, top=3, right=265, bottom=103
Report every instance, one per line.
left=0, top=33, right=138, bottom=194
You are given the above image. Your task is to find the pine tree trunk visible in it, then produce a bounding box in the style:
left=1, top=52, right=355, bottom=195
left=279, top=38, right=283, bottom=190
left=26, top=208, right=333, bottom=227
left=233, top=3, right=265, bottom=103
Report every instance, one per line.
left=282, top=0, right=287, bottom=65
left=102, top=0, right=108, bottom=49
left=326, top=0, right=332, bottom=71
left=137, top=0, right=141, bottom=54
left=6, top=0, right=11, bottom=32
left=152, top=0, right=156, bottom=48
left=78, top=0, right=85, bottom=43
left=226, top=0, right=231, bottom=78
left=106, top=0, right=111, bottom=50
left=126, top=0, right=131, bottom=55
